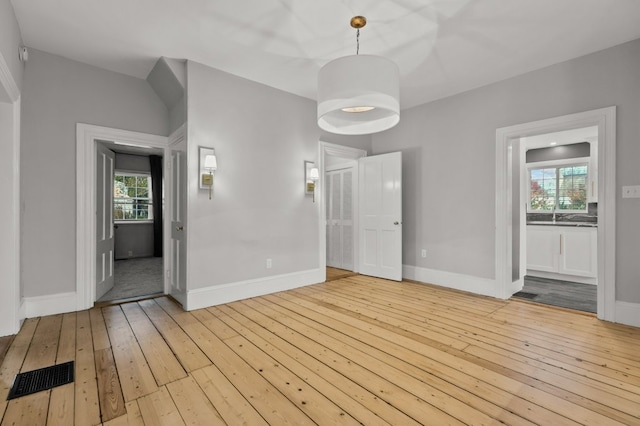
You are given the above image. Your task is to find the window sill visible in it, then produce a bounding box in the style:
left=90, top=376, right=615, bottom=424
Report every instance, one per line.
left=114, top=220, right=154, bottom=225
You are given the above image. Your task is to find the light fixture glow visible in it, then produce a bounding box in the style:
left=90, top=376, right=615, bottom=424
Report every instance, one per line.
left=200, top=147, right=217, bottom=200
left=305, top=161, right=319, bottom=202
left=317, top=17, right=400, bottom=135
left=341, top=106, right=376, bottom=113
left=549, top=141, right=558, bottom=146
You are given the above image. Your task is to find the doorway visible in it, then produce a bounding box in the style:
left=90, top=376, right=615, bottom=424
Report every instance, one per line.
left=318, top=142, right=403, bottom=282
left=95, top=143, right=165, bottom=303
left=514, top=126, right=598, bottom=313
left=75, top=124, right=171, bottom=309
left=495, top=107, right=616, bottom=321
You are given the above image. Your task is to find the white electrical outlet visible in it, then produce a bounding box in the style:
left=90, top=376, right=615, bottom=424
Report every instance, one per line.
left=421, top=249, right=427, bottom=258
left=266, top=258, right=272, bottom=269
left=622, top=185, right=640, bottom=198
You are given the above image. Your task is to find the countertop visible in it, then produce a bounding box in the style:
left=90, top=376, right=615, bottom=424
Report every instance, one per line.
left=527, top=221, right=597, bottom=227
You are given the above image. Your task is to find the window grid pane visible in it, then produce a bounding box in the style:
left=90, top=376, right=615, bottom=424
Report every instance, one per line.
left=529, top=164, right=588, bottom=212
left=114, top=173, right=153, bottom=221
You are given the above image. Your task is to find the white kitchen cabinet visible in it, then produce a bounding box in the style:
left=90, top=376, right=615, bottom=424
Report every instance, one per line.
left=526, top=226, right=559, bottom=272
left=527, top=225, right=597, bottom=280
left=559, top=227, right=597, bottom=277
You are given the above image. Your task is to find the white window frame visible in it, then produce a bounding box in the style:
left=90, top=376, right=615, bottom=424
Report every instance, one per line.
left=527, top=157, right=589, bottom=213
left=114, top=171, right=154, bottom=223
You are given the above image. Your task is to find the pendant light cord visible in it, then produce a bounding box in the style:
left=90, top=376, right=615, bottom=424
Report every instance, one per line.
left=356, top=28, right=360, bottom=55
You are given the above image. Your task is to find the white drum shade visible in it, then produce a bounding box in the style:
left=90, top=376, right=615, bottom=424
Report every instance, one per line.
left=318, top=54, right=400, bottom=135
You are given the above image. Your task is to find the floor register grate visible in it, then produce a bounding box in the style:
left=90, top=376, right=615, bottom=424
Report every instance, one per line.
left=513, top=291, right=539, bottom=300
left=7, top=361, right=74, bottom=400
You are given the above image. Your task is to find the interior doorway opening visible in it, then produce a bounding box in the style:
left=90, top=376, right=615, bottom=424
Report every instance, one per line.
left=495, top=107, right=616, bottom=321
left=513, top=126, right=598, bottom=313
left=94, top=141, right=166, bottom=304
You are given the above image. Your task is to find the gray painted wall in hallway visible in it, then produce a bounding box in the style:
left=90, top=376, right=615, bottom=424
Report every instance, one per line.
left=373, top=38, right=640, bottom=303
left=20, top=49, right=168, bottom=298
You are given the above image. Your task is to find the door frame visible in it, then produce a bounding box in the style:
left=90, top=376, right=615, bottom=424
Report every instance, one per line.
left=495, top=106, right=616, bottom=321
left=318, top=141, right=367, bottom=277
left=0, top=52, right=22, bottom=336
left=76, top=123, right=169, bottom=309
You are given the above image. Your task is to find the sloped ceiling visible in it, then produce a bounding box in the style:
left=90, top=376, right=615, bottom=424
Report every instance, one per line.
left=11, top=0, right=640, bottom=109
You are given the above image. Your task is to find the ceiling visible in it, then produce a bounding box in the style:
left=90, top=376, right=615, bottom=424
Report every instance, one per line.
left=11, top=0, right=640, bottom=109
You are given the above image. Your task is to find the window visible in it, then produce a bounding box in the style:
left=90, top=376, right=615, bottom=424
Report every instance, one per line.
left=114, top=173, right=153, bottom=221
left=529, top=162, right=588, bottom=212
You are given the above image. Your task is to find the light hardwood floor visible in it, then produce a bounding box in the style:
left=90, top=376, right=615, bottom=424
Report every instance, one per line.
left=1, top=275, right=639, bottom=425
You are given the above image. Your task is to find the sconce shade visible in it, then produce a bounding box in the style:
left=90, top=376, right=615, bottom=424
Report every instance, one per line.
left=309, top=167, right=319, bottom=181
left=318, top=54, right=400, bottom=135
left=204, top=154, right=217, bottom=171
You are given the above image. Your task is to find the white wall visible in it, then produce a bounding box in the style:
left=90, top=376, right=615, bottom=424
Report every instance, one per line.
left=20, top=49, right=169, bottom=298
left=185, top=60, right=368, bottom=295
left=373, top=38, right=640, bottom=303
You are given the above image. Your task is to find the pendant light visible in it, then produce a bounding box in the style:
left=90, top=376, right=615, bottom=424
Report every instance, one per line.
left=317, top=16, right=400, bottom=135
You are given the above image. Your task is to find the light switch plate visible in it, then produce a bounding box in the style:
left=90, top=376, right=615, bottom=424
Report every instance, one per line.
left=622, top=185, right=640, bottom=198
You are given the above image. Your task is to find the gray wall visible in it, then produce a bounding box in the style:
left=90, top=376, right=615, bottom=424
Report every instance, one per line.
left=0, top=0, right=24, bottom=94
left=185, top=60, right=368, bottom=290
left=115, top=223, right=154, bottom=260
left=527, top=142, right=590, bottom=163
left=115, top=152, right=151, bottom=172
left=373, top=38, right=640, bottom=303
left=20, top=49, right=168, bottom=298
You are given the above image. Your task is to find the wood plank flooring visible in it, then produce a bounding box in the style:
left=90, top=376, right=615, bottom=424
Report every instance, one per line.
left=326, top=267, right=357, bottom=282
left=1, top=275, right=639, bottom=425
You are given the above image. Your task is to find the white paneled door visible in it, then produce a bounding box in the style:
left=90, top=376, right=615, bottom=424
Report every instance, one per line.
left=359, top=152, right=402, bottom=281
left=169, top=134, right=187, bottom=305
left=96, top=144, right=115, bottom=299
left=326, top=168, right=354, bottom=271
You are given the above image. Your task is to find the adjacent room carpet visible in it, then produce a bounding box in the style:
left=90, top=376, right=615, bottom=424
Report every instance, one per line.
left=98, top=257, right=163, bottom=302
left=514, top=275, right=597, bottom=313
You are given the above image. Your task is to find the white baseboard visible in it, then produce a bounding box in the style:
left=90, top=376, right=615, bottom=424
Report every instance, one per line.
left=526, top=270, right=597, bottom=285
left=23, top=292, right=78, bottom=318
left=403, top=265, right=498, bottom=298
left=615, top=301, right=640, bottom=327
left=186, top=268, right=324, bottom=311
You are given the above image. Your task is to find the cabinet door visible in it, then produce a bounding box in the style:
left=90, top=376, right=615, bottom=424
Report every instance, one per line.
left=526, top=226, right=559, bottom=272
left=559, top=227, right=597, bottom=277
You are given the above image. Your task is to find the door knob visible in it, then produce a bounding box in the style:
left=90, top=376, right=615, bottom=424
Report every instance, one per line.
left=176, top=226, right=184, bottom=231
left=394, top=221, right=400, bottom=225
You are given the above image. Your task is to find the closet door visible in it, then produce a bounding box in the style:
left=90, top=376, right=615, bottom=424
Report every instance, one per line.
left=326, top=168, right=354, bottom=270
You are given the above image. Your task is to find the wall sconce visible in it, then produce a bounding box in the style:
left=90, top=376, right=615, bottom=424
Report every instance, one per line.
left=199, top=147, right=217, bottom=200
left=305, top=161, right=319, bottom=202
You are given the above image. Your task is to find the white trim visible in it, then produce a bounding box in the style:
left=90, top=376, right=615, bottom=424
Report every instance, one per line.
left=496, top=107, right=616, bottom=319
left=0, top=52, right=20, bottom=102
left=318, top=141, right=367, bottom=278
left=24, top=292, right=77, bottom=318
left=186, top=268, right=324, bottom=310
left=403, top=265, right=497, bottom=298
left=614, top=301, right=640, bottom=327
left=76, top=124, right=169, bottom=310
left=526, top=270, right=596, bottom=286
left=0, top=51, right=21, bottom=336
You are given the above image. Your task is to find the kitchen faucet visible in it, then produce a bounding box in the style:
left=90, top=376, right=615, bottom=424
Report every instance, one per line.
left=552, top=204, right=556, bottom=223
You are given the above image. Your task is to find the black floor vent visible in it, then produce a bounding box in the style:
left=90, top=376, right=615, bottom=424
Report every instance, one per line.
left=7, top=361, right=74, bottom=400
left=514, top=291, right=538, bottom=300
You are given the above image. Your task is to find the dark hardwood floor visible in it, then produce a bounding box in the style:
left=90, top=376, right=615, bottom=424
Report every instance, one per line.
left=514, top=275, right=597, bottom=313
